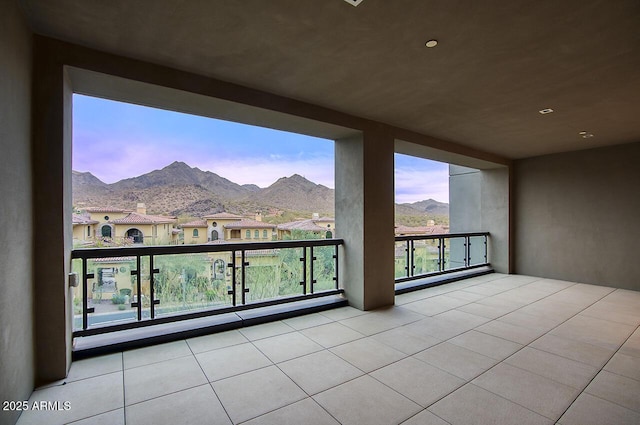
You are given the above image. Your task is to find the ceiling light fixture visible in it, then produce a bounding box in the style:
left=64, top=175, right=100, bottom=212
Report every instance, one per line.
left=425, top=40, right=438, bottom=48
left=538, top=108, right=554, bottom=114
left=579, top=131, right=594, bottom=139
left=343, top=0, right=365, bottom=6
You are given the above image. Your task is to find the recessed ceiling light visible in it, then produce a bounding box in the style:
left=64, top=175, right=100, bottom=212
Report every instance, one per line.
left=425, top=40, right=438, bottom=48
left=343, top=0, right=365, bottom=6
left=579, top=131, right=594, bottom=139
left=538, top=108, right=554, bottom=114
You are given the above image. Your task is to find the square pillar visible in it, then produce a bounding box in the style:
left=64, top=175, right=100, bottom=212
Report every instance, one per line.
left=335, top=128, right=395, bottom=310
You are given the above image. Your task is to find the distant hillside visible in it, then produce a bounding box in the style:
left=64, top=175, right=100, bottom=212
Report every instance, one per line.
left=251, top=174, right=334, bottom=214
left=400, top=198, right=449, bottom=216
left=72, top=162, right=448, bottom=221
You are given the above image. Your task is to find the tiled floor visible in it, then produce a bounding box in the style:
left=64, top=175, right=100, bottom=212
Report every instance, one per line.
left=16, top=273, right=640, bottom=425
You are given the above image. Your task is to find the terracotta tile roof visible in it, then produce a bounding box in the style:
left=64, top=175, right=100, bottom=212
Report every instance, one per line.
left=84, top=207, right=132, bottom=213
left=72, top=214, right=98, bottom=225
left=314, top=217, right=335, bottom=222
left=224, top=219, right=276, bottom=229
left=181, top=219, right=208, bottom=228
left=203, top=212, right=244, bottom=220
left=394, top=224, right=449, bottom=235
left=110, top=212, right=176, bottom=225
left=278, top=219, right=327, bottom=232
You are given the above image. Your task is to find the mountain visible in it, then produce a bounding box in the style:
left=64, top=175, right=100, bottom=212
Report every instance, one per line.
left=72, top=162, right=448, bottom=220
left=251, top=174, right=334, bottom=214
left=112, top=161, right=252, bottom=199
left=402, top=199, right=449, bottom=216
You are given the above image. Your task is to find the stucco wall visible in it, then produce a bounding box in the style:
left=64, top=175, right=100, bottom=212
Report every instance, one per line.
left=514, top=142, right=640, bottom=290
left=0, top=1, right=34, bottom=424
left=449, top=165, right=510, bottom=273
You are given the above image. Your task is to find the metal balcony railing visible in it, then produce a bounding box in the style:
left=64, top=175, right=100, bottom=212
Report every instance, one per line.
left=71, top=239, right=343, bottom=337
left=394, top=232, right=490, bottom=283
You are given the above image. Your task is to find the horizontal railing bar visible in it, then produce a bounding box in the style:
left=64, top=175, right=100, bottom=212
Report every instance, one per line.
left=73, top=289, right=344, bottom=337
left=394, top=232, right=489, bottom=242
left=394, top=263, right=490, bottom=284
left=72, top=238, right=344, bottom=259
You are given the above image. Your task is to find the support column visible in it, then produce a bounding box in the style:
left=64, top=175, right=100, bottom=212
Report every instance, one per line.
left=335, top=128, right=395, bottom=310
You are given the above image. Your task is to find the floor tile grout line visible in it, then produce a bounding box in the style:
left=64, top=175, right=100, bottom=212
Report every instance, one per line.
left=186, top=337, right=235, bottom=425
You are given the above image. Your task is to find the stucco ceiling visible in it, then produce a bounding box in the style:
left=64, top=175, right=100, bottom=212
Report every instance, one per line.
left=19, top=0, right=640, bottom=159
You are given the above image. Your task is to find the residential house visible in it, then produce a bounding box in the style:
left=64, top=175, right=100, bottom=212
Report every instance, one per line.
left=180, top=219, right=208, bottom=244
left=202, top=212, right=244, bottom=241
left=224, top=218, right=277, bottom=242
left=277, top=215, right=336, bottom=239
left=71, top=213, right=98, bottom=245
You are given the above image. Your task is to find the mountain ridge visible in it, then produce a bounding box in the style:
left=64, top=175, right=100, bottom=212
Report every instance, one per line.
left=73, top=162, right=448, bottom=219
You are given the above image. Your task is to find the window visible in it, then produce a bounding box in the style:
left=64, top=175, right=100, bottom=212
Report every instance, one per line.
left=246, top=230, right=251, bottom=239
left=254, top=230, right=259, bottom=238
left=101, top=225, right=112, bottom=238
left=87, top=226, right=91, bottom=237
left=212, top=222, right=217, bottom=227
left=193, top=229, right=199, bottom=238
left=211, top=230, right=219, bottom=240
left=230, top=229, right=240, bottom=239
left=263, top=230, right=267, bottom=239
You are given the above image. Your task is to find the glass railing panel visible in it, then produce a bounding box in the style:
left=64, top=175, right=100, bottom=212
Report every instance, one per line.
left=244, top=247, right=303, bottom=303
left=86, top=256, right=138, bottom=328
left=412, top=239, right=440, bottom=275
left=394, top=240, right=409, bottom=279
left=445, top=236, right=466, bottom=270
left=71, top=258, right=84, bottom=331
left=153, top=252, right=232, bottom=318
left=311, top=246, right=337, bottom=292
left=468, top=235, right=487, bottom=266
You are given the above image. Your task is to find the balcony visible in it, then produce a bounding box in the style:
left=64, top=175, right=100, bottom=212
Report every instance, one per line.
left=16, top=273, right=640, bottom=425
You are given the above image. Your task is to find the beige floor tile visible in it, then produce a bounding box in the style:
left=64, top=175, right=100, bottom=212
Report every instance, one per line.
left=604, top=351, right=640, bottom=380
left=186, top=329, right=248, bottom=354
left=558, top=392, right=640, bottom=425
left=212, top=366, right=306, bottom=424
left=444, top=289, right=487, bottom=302
left=498, top=311, right=563, bottom=332
left=125, top=384, right=230, bottom=425
left=124, top=356, right=207, bottom=405
left=278, top=349, right=363, bottom=395
left=330, top=336, right=406, bottom=372
left=551, top=315, right=635, bottom=351
left=313, top=375, right=422, bottom=425
left=413, top=342, right=497, bottom=381
left=447, top=330, right=522, bottom=360
left=619, top=331, right=640, bottom=358
left=475, top=319, right=545, bottom=345
left=301, top=322, right=365, bottom=348
left=371, top=357, right=464, bottom=407
left=401, top=295, right=469, bottom=316
left=433, top=310, right=490, bottom=327
left=123, top=340, right=192, bottom=369
left=252, top=331, right=323, bottom=363
left=282, top=312, right=334, bottom=330
left=400, top=409, right=451, bottom=425
left=530, top=333, right=615, bottom=368
left=455, top=302, right=517, bottom=319
left=472, top=363, right=580, bottom=420
left=243, top=398, right=340, bottom=425
left=195, top=342, right=271, bottom=381
left=404, top=312, right=487, bottom=341
left=429, top=384, right=552, bottom=425
left=319, top=306, right=368, bottom=321
left=238, top=321, right=295, bottom=341
left=580, top=301, right=640, bottom=326
left=67, top=353, right=122, bottom=382
left=371, top=326, right=441, bottom=355
left=525, top=278, right=576, bottom=293
left=67, top=409, right=124, bottom=425
left=505, top=347, right=598, bottom=390
left=339, top=306, right=423, bottom=335
left=585, top=370, right=640, bottom=412
left=517, top=299, right=582, bottom=322
left=16, top=372, right=123, bottom=425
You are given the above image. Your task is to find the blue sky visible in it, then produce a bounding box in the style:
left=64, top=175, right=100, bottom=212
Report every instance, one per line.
left=73, top=94, right=449, bottom=203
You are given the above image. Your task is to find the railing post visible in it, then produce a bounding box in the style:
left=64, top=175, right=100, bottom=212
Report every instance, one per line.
left=404, top=240, right=410, bottom=278
left=130, top=255, right=142, bottom=321
left=333, top=244, right=339, bottom=290
left=228, top=250, right=236, bottom=306
left=149, top=255, right=160, bottom=319
left=82, top=258, right=94, bottom=330
left=241, top=250, right=249, bottom=305
left=484, top=234, right=488, bottom=264
left=310, top=246, right=317, bottom=294
left=464, top=236, right=470, bottom=267
left=300, top=247, right=307, bottom=295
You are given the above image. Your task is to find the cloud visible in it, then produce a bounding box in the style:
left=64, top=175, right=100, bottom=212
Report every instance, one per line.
left=394, top=167, right=449, bottom=204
